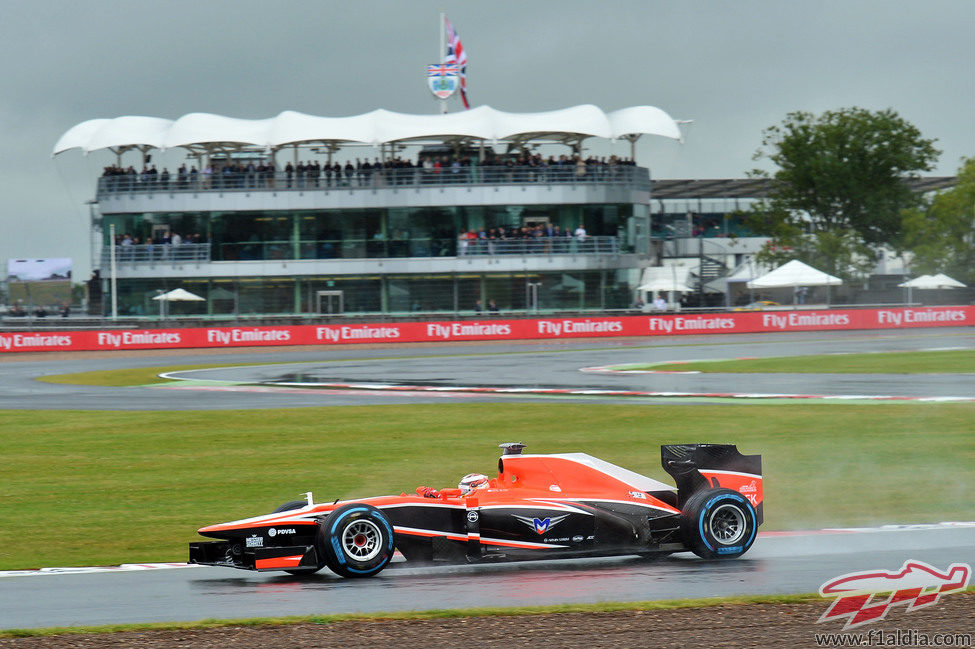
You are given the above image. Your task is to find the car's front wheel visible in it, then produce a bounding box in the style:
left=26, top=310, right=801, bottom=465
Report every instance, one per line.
left=679, top=488, right=758, bottom=559
left=272, top=500, right=309, bottom=513
left=318, top=504, right=395, bottom=578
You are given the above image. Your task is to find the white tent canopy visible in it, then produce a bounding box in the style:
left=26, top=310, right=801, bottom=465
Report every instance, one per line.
left=704, top=257, right=773, bottom=294
left=746, top=260, right=842, bottom=289
left=898, top=273, right=966, bottom=289
left=637, top=265, right=694, bottom=293
left=152, top=288, right=205, bottom=302
left=53, top=104, right=684, bottom=156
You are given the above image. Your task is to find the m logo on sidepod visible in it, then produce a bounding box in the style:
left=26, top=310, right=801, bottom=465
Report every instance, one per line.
left=818, top=559, right=970, bottom=629
left=513, top=514, right=569, bottom=535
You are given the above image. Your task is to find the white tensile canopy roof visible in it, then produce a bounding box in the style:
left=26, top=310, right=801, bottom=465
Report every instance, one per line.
left=54, top=116, right=174, bottom=155
left=52, top=104, right=684, bottom=155
left=898, top=273, right=967, bottom=289
left=746, top=260, right=842, bottom=288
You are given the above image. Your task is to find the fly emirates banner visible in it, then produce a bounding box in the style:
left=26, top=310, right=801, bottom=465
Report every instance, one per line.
left=1, top=306, right=971, bottom=353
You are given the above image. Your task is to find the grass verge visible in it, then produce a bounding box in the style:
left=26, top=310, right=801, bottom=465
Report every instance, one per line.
left=1, top=403, right=973, bottom=569
left=34, top=363, right=271, bottom=387
left=618, top=349, right=975, bottom=373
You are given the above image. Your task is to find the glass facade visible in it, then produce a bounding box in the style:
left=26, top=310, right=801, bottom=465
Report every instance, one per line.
left=651, top=197, right=758, bottom=239
left=108, top=270, right=637, bottom=317
left=100, top=203, right=637, bottom=261
left=98, top=196, right=648, bottom=317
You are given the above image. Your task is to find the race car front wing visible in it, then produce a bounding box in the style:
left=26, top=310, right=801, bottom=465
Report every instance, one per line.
left=189, top=539, right=322, bottom=572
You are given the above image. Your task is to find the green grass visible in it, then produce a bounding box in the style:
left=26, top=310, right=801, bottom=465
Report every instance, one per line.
left=1, top=403, right=973, bottom=570
left=620, top=349, right=975, bottom=373
left=35, top=363, right=266, bottom=387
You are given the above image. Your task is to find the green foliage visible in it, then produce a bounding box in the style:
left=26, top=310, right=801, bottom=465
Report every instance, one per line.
left=749, top=107, right=939, bottom=279
left=902, top=157, right=975, bottom=283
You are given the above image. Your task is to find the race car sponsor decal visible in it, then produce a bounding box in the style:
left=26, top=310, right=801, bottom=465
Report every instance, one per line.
left=513, top=514, right=569, bottom=535
left=818, top=559, right=971, bottom=630
left=245, top=535, right=263, bottom=548
left=267, top=528, right=296, bottom=537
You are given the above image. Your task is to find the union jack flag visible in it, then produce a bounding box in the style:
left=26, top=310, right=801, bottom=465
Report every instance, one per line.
left=443, top=17, right=469, bottom=109
left=427, top=64, right=459, bottom=77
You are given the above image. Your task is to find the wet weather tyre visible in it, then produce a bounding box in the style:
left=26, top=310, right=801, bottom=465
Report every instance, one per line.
left=318, top=504, right=395, bottom=578
left=271, top=500, right=322, bottom=575
left=680, top=488, right=758, bottom=560
left=272, top=500, right=309, bottom=513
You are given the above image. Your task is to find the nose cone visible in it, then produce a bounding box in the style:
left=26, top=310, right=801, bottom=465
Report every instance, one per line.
left=197, top=521, right=235, bottom=536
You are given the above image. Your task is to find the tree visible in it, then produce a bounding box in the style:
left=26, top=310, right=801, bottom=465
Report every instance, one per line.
left=748, top=107, right=939, bottom=279
left=902, top=157, right=975, bottom=284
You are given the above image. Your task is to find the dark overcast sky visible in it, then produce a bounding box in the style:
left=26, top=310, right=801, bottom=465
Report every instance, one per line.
left=2, top=0, right=972, bottom=278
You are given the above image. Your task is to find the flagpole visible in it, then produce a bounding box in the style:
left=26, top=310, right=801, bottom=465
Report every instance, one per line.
left=439, top=11, right=447, bottom=114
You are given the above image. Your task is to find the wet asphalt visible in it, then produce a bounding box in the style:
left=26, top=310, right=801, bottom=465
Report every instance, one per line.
left=1, top=327, right=973, bottom=410
left=2, top=526, right=974, bottom=628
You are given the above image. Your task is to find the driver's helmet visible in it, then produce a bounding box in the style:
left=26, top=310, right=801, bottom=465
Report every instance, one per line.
left=458, top=473, right=490, bottom=495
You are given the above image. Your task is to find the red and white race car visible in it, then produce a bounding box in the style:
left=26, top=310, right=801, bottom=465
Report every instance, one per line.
left=190, top=443, right=763, bottom=578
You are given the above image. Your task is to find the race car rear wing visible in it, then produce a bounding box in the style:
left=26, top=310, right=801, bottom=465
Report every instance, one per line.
left=661, top=444, right=763, bottom=524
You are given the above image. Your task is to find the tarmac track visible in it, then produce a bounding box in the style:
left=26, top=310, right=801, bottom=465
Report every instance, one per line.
left=2, top=525, right=974, bottom=629
left=1, top=327, right=973, bottom=629
left=1, top=327, right=974, bottom=410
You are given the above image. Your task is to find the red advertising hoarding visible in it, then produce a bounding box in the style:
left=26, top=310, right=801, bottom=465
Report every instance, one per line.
left=1, top=306, right=971, bottom=353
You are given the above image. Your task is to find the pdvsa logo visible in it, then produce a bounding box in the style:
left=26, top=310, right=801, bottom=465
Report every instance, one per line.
left=818, top=559, right=970, bottom=629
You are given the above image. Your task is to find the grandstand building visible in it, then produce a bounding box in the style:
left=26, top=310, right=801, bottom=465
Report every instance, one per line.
left=55, top=106, right=687, bottom=317
left=54, top=108, right=956, bottom=318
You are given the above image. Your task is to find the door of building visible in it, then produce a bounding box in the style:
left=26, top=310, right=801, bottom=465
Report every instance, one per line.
left=316, top=290, right=344, bottom=315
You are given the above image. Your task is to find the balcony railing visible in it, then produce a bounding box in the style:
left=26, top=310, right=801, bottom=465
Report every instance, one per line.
left=101, top=243, right=211, bottom=266
left=97, top=164, right=650, bottom=196
left=460, top=237, right=619, bottom=256
left=100, top=237, right=621, bottom=266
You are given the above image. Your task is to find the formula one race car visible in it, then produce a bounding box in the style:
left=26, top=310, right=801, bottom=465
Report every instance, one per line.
left=189, top=443, right=763, bottom=578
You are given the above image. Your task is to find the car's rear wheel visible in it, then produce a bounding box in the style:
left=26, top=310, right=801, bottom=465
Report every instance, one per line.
left=679, top=488, right=757, bottom=559
left=318, top=504, right=395, bottom=578
left=271, top=500, right=322, bottom=576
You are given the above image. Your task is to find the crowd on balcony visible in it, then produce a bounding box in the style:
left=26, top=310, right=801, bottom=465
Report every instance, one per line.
left=457, top=222, right=612, bottom=255
left=99, top=152, right=638, bottom=192
left=110, top=231, right=208, bottom=261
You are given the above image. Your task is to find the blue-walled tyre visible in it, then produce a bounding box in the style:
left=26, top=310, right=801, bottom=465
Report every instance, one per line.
left=679, top=488, right=758, bottom=560
left=318, top=504, right=395, bottom=578
left=272, top=500, right=308, bottom=513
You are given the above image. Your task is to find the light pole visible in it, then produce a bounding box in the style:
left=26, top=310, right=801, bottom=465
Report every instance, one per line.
left=109, top=223, right=118, bottom=320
